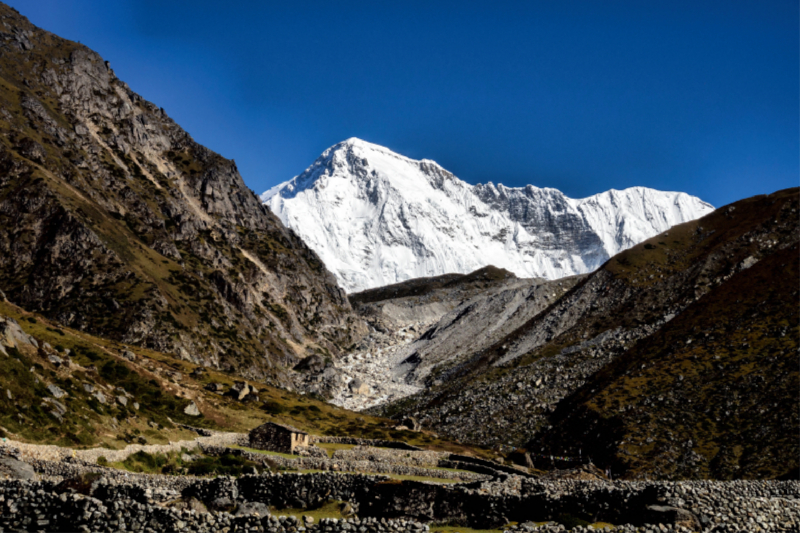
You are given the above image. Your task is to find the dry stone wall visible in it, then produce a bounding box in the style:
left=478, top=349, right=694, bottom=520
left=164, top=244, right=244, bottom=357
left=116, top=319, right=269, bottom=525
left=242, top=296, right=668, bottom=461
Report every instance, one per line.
left=199, top=445, right=488, bottom=482
left=312, top=436, right=422, bottom=451
left=0, top=466, right=798, bottom=532
left=4, top=440, right=797, bottom=531
left=0, top=478, right=432, bottom=533
left=4, top=433, right=247, bottom=464
left=330, top=446, right=447, bottom=467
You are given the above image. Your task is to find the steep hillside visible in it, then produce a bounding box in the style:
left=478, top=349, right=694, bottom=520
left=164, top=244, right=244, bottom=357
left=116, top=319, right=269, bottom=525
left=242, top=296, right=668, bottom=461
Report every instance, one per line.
left=0, top=4, right=365, bottom=385
left=0, top=299, right=480, bottom=457
left=263, top=137, right=713, bottom=292
left=533, top=206, right=799, bottom=480
left=372, top=188, right=798, bottom=479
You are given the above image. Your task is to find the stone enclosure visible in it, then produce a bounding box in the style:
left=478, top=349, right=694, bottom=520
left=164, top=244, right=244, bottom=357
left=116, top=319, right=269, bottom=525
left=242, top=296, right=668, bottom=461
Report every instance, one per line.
left=1, top=469, right=798, bottom=532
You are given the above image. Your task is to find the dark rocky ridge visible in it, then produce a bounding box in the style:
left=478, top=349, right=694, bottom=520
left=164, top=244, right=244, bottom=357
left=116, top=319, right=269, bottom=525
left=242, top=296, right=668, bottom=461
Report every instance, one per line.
left=348, top=265, right=522, bottom=335
left=0, top=3, right=366, bottom=384
left=473, top=184, right=607, bottom=262
left=349, top=266, right=518, bottom=307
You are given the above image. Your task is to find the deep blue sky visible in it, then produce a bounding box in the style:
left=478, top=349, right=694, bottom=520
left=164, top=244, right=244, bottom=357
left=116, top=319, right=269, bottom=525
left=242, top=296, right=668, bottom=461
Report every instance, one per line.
left=10, top=1, right=798, bottom=207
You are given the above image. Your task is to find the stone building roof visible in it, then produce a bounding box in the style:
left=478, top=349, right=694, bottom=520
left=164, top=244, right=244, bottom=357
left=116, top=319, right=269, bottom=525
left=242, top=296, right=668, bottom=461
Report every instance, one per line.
left=253, top=421, right=308, bottom=436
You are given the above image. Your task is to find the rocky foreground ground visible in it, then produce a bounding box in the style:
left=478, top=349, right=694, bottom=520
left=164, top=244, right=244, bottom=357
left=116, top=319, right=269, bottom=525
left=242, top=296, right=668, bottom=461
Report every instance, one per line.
left=0, top=442, right=797, bottom=533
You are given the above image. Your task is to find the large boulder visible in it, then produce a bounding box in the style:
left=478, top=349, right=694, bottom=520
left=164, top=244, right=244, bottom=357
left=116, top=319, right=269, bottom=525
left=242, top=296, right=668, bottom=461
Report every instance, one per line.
left=227, top=381, right=256, bottom=401
left=47, top=384, right=67, bottom=399
left=0, top=316, right=38, bottom=356
left=16, top=137, right=46, bottom=164
left=205, top=382, right=224, bottom=392
left=0, top=457, right=36, bottom=480
left=400, top=416, right=421, bottom=431
left=42, top=397, right=68, bottom=422
left=348, top=378, right=369, bottom=395
left=184, top=401, right=201, bottom=417
left=234, top=382, right=250, bottom=400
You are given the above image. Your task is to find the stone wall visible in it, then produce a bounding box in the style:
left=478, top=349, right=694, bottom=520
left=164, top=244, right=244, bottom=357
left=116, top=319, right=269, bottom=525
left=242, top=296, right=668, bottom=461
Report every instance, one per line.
left=438, top=459, right=503, bottom=477
left=359, top=476, right=800, bottom=531
left=0, top=478, right=432, bottom=533
left=331, top=446, right=447, bottom=467
left=5, top=439, right=799, bottom=532
left=295, top=445, right=329, bottom=458
left=200, top=445, right=488, bottom=482
left=448, top=453, right=534, bottom=477
left=5, top=432, right=248, bottom=464
left=186, top=472, right=384, bottom=511
left=1, top=467, right=798, bottom=532
left=313, top=436, right=422, bottom=451
left=5, top=437, right=488, bottom=484
left=6, top=431, right=422, bottom=466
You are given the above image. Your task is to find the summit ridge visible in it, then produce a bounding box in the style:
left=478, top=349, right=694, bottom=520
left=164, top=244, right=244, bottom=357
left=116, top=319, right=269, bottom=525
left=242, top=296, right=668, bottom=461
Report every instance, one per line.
left=262, top=139, right=714, bottom=292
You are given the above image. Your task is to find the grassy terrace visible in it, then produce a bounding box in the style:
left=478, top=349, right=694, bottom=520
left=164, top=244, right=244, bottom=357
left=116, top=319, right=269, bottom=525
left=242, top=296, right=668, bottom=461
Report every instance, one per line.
left=0, top=298, right=495, bottom=463
left=226, top=445, right=476, bottom=483
left=228, top=445, right=298, bottom=460
left=315, top=442, right=357, bottom=457
left=107, top=446, right=475, bottom=484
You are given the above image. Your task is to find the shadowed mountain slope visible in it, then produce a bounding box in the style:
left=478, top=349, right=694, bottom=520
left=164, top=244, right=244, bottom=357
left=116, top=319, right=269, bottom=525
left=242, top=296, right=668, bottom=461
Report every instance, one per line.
left=533, top=193, right=799, bottom=480
left=0, top=4, right=365, bottom=385
left=373, top=188, right=798, bottom=479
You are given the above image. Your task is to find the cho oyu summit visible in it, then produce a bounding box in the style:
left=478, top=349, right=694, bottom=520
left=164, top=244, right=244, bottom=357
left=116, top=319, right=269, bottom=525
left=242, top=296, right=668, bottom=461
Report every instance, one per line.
left=262, top=138, right=714, bottom=293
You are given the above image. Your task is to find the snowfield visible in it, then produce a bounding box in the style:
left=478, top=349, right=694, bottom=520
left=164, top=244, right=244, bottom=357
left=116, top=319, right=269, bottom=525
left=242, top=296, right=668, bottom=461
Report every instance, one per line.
left=262, top=138, right=714, bottom=293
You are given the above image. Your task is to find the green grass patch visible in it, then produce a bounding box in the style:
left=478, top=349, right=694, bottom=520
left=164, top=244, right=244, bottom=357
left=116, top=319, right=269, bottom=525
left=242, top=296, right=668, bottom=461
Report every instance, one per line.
left=429, top=524, right=518, bottom=533
left=229, top=445, right=297, bottom=460
left=315, top=442, right=357, bottom=457
left=184, top=453, right=259, bottom=477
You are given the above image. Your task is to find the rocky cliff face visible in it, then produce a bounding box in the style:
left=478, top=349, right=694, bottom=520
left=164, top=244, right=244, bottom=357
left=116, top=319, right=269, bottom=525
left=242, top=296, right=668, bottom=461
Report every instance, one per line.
left=0, top=4, right=365, bottom=384
left=263, top=138, right=714, bottom=293
left=370, top=188, right=799, bottom=480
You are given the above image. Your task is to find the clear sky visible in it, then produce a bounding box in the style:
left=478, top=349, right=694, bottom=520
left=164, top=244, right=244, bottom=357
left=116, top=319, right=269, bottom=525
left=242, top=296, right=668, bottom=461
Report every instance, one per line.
left=10, top=0, right=798, bottom=207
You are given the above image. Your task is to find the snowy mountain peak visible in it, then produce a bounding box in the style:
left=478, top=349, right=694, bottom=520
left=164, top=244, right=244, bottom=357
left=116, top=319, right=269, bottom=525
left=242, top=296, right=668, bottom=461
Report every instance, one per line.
left=263, top=140, right=714, bottom=293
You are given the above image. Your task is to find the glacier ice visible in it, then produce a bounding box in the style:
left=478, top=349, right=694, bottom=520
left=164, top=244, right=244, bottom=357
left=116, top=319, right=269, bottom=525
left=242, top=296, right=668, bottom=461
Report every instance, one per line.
left=262, top=138, right=714, bottom=293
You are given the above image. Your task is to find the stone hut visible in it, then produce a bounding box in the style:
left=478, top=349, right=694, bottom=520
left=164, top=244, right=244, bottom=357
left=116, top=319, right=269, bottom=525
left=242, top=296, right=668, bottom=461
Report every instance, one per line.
left=249, top=422, right=310, bottom=454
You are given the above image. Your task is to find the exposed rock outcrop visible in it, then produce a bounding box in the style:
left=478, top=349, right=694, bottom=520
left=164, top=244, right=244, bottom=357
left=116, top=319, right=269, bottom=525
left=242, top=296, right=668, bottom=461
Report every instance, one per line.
left=0, top=4, right=366, bottom=384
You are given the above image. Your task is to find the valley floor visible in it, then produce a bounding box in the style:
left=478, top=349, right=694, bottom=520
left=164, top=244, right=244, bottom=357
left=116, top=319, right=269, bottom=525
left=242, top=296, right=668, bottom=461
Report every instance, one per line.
left=329, top=323, right=434, bottom=412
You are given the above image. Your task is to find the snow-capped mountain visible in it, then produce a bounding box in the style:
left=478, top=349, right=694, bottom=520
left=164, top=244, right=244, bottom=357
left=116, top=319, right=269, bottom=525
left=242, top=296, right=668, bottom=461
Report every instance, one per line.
left=262, top=138, right=714, bottom=293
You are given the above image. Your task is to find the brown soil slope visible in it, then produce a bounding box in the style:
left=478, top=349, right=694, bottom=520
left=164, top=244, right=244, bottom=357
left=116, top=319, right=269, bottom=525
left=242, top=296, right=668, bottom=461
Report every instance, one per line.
left=378, top=188, right=798, bottom=479
left=534, top=198, right=799, bottom=480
